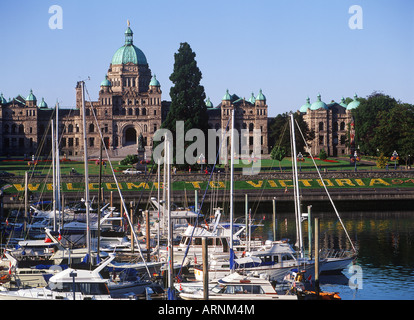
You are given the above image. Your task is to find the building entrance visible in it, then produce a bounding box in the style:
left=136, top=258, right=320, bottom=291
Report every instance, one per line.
left=124, top=127, right=137, bottom=145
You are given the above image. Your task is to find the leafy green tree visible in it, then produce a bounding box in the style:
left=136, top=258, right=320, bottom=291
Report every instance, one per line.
left=268, top=112, right=313, bottom=156
left=397, top=104, right=414, bottom=167
left=373, top=104, right=411, bottom=157
left=352, top=92, right=414, bottom=163
left=352, top=92, right=398, bottom=155
left=270, top=146, right=286, bottom=171
left=157, top=42, right=209, bottom=168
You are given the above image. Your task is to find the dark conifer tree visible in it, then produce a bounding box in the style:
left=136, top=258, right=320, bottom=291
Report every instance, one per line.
left=160, top=42, right=209, bottom=168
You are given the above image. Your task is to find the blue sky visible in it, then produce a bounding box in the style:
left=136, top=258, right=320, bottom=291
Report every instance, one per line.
left=0, top=0, right=413, bottom=116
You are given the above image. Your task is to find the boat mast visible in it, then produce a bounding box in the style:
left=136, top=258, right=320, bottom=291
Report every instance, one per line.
left=51, top=118, right=57, bottom=231
left=80, top=81, right=91, bottom=264
left=166, top=134, right=174, bottom=298
left=55, top=102, right=61, bottom=229
left=229, top=108, right=235, bottom=271
left=290, top=113, right=304, bottom=258
left=157, top=158, right=161, bottom=259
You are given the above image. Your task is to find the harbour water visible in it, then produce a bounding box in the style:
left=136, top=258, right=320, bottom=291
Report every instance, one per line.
left=256, top=210, right=414, bottom=300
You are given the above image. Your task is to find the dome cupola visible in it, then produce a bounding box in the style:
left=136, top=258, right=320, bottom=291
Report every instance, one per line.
left=149, top=74, right=160, bottom=87
left=111, top=21, right=148, bottom=65
left=310, top=94, right=328, bottom=110
left=300, top=97, right=311, bottom=113
left=205, top=97, right=214, bottom=108
left=100, top=75, right=112, bottom=87
left=256, top=89, right=266, bottom=101
left=26, top=89, right=37, bottom=102
left=38, top=97, right=48, bottom=108
left=347, top=94, right=360, bottom=110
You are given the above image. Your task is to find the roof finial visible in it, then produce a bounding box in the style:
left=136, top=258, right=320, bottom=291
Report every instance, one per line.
left=127, top=19, right=130, bottom=27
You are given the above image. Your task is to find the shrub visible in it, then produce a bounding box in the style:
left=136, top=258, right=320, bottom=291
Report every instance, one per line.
left=120, top=154, right=138, bottom=166
left=319, top=149, right=328, bottom=160
left=376, top=153, right=388, bottom=169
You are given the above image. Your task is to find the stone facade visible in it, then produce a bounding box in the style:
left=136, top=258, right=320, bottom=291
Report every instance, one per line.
left=0, top=92, right=50, bottom=157
left=206, top=90, right=269, bottom=156
left=299, top=94, right=359, bottom=157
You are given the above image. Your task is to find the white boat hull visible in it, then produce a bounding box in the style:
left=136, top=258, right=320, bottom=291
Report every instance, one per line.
left=180, top=292, right=297, bottom=300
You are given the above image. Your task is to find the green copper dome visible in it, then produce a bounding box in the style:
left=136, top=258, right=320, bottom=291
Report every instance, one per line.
left=339, top=97, right=348, bottom=108
left=256, top=89, right=266, bottom=101
left=111, top=23, right=147, bottom=65
left=248, top=92, right=256, bottom=104
left=38, top=97, right=48, bottom=108
left=0, top=93, right=7, bottom=104
left=205, top=97, right=214, bottom=108
left=100, top=75, right=112, bottom=87
left=347, top=94, right=360, bottom=110
left=223, top=89, right=231, bottom=101
left=310, top=94, right=328, bottom=110
left=149, top=74, right=160, bottom=87
left=26, top=89, right=37, bottom=102
left=300, top=97, right=311, bottom=113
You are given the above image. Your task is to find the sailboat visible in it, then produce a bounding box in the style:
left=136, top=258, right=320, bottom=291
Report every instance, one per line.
left=289, top=113, right=357, bottom=273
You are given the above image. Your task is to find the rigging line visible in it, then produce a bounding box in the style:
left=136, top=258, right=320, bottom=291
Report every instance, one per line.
left=133, top=161, right=157, bottom=215
left=250, top=120, right=289, bottom=221
left=294, top=119, right=357, bottom=253
left=176, top=115, right=232, bottom=279
left=290, top=115, right=301, bottom=251
left=84, top=84, right=152, bottom=277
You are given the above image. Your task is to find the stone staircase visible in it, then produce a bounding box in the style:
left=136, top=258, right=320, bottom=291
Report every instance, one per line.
left=110, top=143, right=138, bottom=160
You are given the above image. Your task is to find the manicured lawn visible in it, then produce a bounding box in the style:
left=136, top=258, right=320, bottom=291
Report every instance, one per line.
left=0, top=159, right=131, bottom=177
left=0, top=156, right=398, bottom=177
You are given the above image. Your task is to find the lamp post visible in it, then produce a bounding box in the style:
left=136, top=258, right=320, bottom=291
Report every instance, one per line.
left=391, top=150, right=399, bottom=170
left=297, top=152, right=304, bottom=171
left=354, top=151, right=359, bottom=172
left=351, top=150, right=360, bottom=172
left=197, top=153, right=205, bottom=173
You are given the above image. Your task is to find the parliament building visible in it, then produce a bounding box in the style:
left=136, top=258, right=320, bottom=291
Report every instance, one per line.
left=0, top=22, right=270, bottom=159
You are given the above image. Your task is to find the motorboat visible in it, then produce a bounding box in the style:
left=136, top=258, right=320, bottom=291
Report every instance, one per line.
left=194, top=240, right=322, bottom=283
left=179, top=272, right=298, bottom=300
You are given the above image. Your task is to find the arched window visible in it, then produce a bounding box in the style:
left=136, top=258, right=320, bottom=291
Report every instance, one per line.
left=135, top=108, right=139, bottom=116
left=142, top=108, right=147, bottom=116
left=128, top=108, right=133, bottom=115
left=4, top=124, right=9, bottom=134
left=249, top=123, right=254, bottom=131
left=340, top=122, right=346, bottom=131
left=68, top=124, right=73, bottom=133
left=19, top=124, right=24, bottom=134
left=89, top=123, right=94, bottom=133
